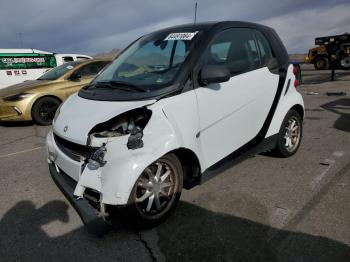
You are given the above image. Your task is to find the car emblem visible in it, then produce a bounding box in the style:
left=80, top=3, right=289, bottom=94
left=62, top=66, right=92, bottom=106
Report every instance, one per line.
left=63, top=125, right=68, bottom=132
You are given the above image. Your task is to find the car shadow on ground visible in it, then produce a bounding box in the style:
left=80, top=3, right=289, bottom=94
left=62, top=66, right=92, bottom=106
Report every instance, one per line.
left=321, top=98, right=350, bottom=133
left=157, top=201, right=350, bottom=262
left=0, top=200, right=143, bottom=261
left=1, top=200, right=349, bottom=261
left=0, top=120, right=34, bottom=127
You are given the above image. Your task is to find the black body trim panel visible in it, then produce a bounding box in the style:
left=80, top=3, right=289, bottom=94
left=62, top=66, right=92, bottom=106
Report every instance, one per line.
left=48, top=163, right=110, bottom=237
left=200, top=134, right=278, bottom=184
left=284, top=79, right=291, bottom=96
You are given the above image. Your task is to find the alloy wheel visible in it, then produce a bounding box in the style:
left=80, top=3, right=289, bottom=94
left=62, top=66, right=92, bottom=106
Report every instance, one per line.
left=284, top=116, right=301, bottom=152
left=135, top=161, right=178, bottom=217
left=39, top=101, right=59, bottom=122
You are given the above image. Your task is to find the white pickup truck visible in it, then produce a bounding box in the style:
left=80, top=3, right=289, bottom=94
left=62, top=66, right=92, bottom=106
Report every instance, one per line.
left=0, top=49, right=92, bottom=89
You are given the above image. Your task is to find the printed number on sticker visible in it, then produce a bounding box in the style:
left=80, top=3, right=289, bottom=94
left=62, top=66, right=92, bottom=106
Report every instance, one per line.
left=165, top=32, right=198, bottom=41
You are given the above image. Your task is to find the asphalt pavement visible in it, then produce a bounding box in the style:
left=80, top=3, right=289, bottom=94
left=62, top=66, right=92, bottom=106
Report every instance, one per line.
left=0, top=65, right=349, bottom=262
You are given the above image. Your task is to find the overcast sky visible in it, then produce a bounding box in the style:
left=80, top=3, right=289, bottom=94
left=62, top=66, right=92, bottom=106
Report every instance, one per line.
left=0, top=0, right=349, bottom=55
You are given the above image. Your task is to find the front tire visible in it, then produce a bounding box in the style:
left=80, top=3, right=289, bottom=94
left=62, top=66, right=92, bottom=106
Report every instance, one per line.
left=273, top=109, right=303, bottom=158
left=31, top=97, right=61, bottom=125
left=127, top=153, right=183, bottom=228
left=314, top=56, right=329, bottom=70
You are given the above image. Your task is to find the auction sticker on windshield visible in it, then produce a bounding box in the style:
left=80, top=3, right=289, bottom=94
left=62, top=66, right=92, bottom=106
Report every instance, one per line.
left=165, top=32, right=198, bottom=41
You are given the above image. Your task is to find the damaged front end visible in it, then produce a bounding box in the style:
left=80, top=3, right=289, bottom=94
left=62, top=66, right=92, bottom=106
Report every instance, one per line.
left=88, top=107, right=152, bottom=150
left=47, top=107, right=153, bottom=235
left=75, top=107, right=152, bottom=199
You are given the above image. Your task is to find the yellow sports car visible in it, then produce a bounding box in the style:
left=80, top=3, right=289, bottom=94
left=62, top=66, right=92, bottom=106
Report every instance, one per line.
left=0, top=58, right=111, bottom=125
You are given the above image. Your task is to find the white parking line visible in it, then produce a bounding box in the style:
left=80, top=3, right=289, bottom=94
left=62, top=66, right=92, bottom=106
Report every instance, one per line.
left=310, top=158, right=335, bottom=190
left=0, top=146, right=44, bottom=159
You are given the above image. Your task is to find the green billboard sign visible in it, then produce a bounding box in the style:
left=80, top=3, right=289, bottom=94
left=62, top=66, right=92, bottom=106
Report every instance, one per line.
left=0, top=53, right=57, bottom=70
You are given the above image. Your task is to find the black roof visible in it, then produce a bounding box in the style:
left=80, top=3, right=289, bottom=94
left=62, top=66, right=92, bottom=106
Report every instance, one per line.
left=149, top=20, right=288, bottom=69
left=150, top=21, right=272, bottom=35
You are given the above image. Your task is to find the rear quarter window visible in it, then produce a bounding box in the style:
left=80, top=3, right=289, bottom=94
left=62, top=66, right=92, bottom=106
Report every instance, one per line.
left=254, top=30, right=275, bottom=66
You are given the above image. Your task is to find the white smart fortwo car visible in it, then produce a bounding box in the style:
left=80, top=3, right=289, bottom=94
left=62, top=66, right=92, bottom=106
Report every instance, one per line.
left=47, top=21, right=304, bottom=235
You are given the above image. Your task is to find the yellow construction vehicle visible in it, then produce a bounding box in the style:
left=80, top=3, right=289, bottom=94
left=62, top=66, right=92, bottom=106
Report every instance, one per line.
left=305, top=33, right=350, bottom=70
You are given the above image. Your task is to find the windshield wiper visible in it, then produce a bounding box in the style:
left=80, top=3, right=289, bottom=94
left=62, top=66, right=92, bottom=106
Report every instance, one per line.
left=94, top=81, right=148, bottom=92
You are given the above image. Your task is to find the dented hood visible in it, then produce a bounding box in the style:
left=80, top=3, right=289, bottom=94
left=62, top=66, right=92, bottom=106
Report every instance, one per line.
left=53, top=94, right=156, bottom=144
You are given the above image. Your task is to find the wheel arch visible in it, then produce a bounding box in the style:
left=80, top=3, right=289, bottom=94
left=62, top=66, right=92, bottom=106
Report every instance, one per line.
left=266, top=89, right=304, bottom=138
left=170, top=147, right=202, bottom=189
left=31, top=95, right=63, bottom=116
left=290, top=104, right=304, bottom=119
left=30, top=95, right=63, bottom=123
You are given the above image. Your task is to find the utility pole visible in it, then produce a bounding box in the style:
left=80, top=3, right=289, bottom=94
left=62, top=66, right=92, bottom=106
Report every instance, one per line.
left=194, top=2, right=197, bottom=24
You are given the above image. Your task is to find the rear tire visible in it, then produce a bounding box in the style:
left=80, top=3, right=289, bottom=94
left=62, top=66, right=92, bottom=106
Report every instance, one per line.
left=340, top=56, right=350, bottom=71
left=31, top=97, right=61, bottom=126
left=124, top=153, right=183, bottom=228
left=273, top=109, right=303, bottom=158
left=314, top=56, right=329, bottom=70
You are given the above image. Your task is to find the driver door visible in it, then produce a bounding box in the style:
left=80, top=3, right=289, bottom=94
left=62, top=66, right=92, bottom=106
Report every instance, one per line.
left=195, top=28, right=279, bottom=168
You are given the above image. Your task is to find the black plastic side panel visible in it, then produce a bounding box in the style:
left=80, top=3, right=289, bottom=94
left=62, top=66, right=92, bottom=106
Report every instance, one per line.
left=200, top=134, right=278, bottom=184
left=284, top=79, right=291, bottom=96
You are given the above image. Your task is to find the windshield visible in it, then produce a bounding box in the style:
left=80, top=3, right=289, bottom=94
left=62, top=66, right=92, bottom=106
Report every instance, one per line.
left=92, top=31, right=201, bottom=90
left=38, top=61, right=80, bottom=80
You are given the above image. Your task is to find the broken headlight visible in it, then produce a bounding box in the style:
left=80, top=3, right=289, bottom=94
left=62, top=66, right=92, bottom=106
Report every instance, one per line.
left=87, top=144, right=107, bottom=169
left=89, top=108, right=152, bottom=149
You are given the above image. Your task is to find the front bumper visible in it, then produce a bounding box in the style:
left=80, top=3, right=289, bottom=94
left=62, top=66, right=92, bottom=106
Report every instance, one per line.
left=47, top=127, right=169, bottom=206
left=0, top=103, right=23, bottom=121
left=0, top=95, right=36, bottom=121
left=48, top=162, right=111, bottom=236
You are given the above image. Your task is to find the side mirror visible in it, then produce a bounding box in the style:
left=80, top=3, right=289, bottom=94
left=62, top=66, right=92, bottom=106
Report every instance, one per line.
left=68, top=72, right=82, bottom=81
left=199, top=65, right=231, bottom=86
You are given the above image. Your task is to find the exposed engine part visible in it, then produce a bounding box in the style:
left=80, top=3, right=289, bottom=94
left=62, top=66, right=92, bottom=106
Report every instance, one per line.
left=127, top=126, right=144, bottom=149
left=87, top=144, right=107, bottom=169
left=89, top=107, right=152, bottom=138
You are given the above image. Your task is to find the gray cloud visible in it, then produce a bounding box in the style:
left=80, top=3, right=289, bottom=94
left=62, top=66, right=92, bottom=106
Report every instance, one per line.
left=0, top=0, right=349, bottom=54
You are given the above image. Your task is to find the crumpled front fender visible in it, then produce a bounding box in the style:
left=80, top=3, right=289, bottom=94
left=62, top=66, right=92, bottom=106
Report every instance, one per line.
left=77, top=107, right=180, bottom=206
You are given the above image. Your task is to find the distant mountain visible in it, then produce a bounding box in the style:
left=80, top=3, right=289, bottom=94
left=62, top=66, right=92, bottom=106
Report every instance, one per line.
left=93, top=48, right=121, bottom=59
left=289, top=54, right=307, bottom=63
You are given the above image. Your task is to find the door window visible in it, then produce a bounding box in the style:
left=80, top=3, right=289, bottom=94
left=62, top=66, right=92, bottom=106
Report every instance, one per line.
left=210, top=42, right=231, bottom=62
left=204, top=28, right=260, bottom=75
left=63, top=56, right=74, bottom=62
